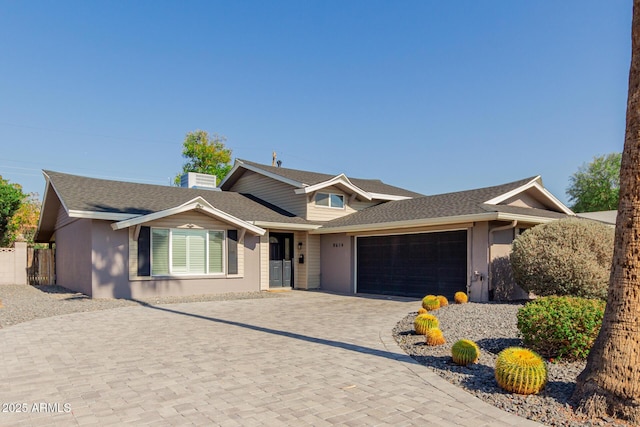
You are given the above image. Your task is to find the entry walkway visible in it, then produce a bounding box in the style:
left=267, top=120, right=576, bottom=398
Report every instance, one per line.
left=0, top=291, right=542, bottom=426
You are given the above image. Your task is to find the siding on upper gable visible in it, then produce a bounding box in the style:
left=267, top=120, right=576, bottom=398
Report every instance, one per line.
left=502, top=192, right=548, bottom=210
left=306, top=186, right=360, bottom=222
left=293, top=230, right=307, bottom=289
left=55, top=204, right=76, bottom=230
left=227, top=170, right=307, bottom=217
left=259, top=233, right=269, bottom=290
left=306, top=233, right=321, bottom=289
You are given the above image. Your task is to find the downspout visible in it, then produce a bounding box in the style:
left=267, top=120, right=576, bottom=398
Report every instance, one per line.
left=488, top=220, right=517, bottom=301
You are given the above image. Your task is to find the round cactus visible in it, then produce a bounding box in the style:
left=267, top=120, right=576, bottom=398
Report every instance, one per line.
left=425, top=328, right=446, bottom=346
left=436, top=295, right=449, bottom=307
left=454, top=291, right=468, bottom=304
left=414, top=313, right=439, bottom=335
left=421, top=295, right=441, bottom=311
left=417, top=307, right=428, bottom=315
left=451, top=339, right=480, bottom=365
left=495, top=347, right=547, bottom=395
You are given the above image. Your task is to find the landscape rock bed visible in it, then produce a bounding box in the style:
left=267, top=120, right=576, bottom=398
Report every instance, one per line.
left=392, top=301, right=630, bottom=427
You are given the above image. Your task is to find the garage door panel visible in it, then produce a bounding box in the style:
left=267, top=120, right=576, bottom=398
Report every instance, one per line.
left=357, top=230, right=467, bottom=298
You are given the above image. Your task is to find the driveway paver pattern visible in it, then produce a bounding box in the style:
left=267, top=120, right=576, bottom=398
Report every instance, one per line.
left=0, top=291, right=543, bottom=426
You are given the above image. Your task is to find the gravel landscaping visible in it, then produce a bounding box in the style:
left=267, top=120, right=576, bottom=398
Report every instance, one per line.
left=0, top=284, right=285, bottom=328
left=393, top=301, right=631, bottom=427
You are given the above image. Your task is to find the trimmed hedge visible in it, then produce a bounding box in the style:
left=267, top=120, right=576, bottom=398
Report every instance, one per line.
left=510, top=218, right=613, bottom=300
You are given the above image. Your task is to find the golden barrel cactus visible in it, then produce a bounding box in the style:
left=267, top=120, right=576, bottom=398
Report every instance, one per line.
left=414, top=313, right=439, bottom=335
left=436, top=295, right=449, bottom=307
left=421, top=295, right=441, bottom=311
left=495, top=347, right=547, bottom=395
left=425, top=328, right=446, bottom=346
left=454, top=291, right=468, bottom=304
left=451, top=339, right=480, bottom=365
left=417, top=307, right=428, bottom=315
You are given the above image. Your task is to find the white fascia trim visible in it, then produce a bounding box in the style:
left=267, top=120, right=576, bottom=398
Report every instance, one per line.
left=69, top=210, right=138, bottom=221
left=310, top=213, right=502, bottom=234
left=484, top=177, right=574, bottom=215
left=293, top=174, right=372, bottom=201
left=368, top=192, right=413, bottom=201
left=495, top=212, right=566, bottom=224
left=221, top=160, right=304, bottom=189
left=252, top=221, right=322, bottom=231
left=111, top=196, right=266, bottom=236
left=311, top=211, right=567, bottom=235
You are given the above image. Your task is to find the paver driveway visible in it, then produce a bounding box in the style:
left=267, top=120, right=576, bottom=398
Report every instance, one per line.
left=0, top=291, right=542, bottom=426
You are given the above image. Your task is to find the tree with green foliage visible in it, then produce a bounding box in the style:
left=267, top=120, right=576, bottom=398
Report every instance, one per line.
left=0, top=176, right=26, bottom=246
left=566, top=152, right=622, bottom=213
left=5, top=193, right=41, bottom=245
left=174, top=130, right=233, bottom=185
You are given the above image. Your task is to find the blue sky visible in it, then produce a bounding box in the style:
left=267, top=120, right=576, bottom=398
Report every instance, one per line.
left=0, top=1, right=631, bottom=205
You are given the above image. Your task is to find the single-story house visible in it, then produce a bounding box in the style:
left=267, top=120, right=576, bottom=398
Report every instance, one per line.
left=35, top=159, right=573, bottom=301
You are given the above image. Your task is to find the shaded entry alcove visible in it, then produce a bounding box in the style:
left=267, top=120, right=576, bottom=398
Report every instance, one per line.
left=269, top=233, right=294, bottom=288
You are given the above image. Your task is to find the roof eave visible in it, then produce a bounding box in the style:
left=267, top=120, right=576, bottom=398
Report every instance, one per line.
left=310, top=213, right=501, bottom=234
left=368, top=192, right=413, bottom=201
left=311, top=210, right=567, bottom=235
left=251, top=221, right=322, bottom=231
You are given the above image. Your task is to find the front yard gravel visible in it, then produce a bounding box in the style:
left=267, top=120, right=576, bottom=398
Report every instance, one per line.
left=0, top=284, right=285, bottom=328
left=393, top=301, right=631, bottom=427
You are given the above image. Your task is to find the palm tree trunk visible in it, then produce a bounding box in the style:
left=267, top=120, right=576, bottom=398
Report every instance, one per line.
left=572, top=1, right=640, bottom=423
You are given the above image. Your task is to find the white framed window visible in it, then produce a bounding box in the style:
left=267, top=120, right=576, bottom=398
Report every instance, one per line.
left=315, top=192, right=345, bottom=209
left=151, top=228, right=225, bottom=276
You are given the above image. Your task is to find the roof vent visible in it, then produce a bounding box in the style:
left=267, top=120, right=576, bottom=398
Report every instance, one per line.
left=180, top=172, right=220, bottom=191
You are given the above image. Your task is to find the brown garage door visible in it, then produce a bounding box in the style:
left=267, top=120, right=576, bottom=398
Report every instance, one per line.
left=356, top=230, right=467, bottom=298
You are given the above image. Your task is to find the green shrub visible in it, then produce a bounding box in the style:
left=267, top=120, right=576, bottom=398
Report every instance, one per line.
left=510, top=218, right=613, bottom=299
left=517, top=296, right=605, bottom=360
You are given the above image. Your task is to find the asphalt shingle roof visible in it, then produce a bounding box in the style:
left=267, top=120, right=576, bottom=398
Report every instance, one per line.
left=44, top=170, right=314, bottom=225
left=236, top=159, right=424, bottom=198
left=321, top=176, right=565, bottom=228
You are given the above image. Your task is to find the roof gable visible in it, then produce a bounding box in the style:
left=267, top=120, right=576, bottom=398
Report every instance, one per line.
left=111, top=197, right=265, bottom=235
left=219, top=159, right=423, bottom=200
left=315, top=176, right=573, bottom=233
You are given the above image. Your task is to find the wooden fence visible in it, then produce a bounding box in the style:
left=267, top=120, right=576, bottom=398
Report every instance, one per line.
left=27, top=247, right=55, bottom=285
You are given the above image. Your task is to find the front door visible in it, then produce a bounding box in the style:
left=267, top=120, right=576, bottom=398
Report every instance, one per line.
left=269, top=233, right=294, bottom=288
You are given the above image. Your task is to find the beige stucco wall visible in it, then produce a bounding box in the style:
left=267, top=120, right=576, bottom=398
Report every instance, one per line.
left=469, top=222, right=489, bottom=302
left=489, top=226, right=530, bottom=301
left=319, top=233, right=353, bottom=293
left=55, top=217, right=93, bottom=296
left=91, top=221, right=130, bottom=298
left=0, top=242, right=28, bottom=285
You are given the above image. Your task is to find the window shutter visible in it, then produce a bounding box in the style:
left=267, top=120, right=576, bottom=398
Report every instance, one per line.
left=227, top=230, right=238, bottom=274
left=137, top=226, right=151, bottom=276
